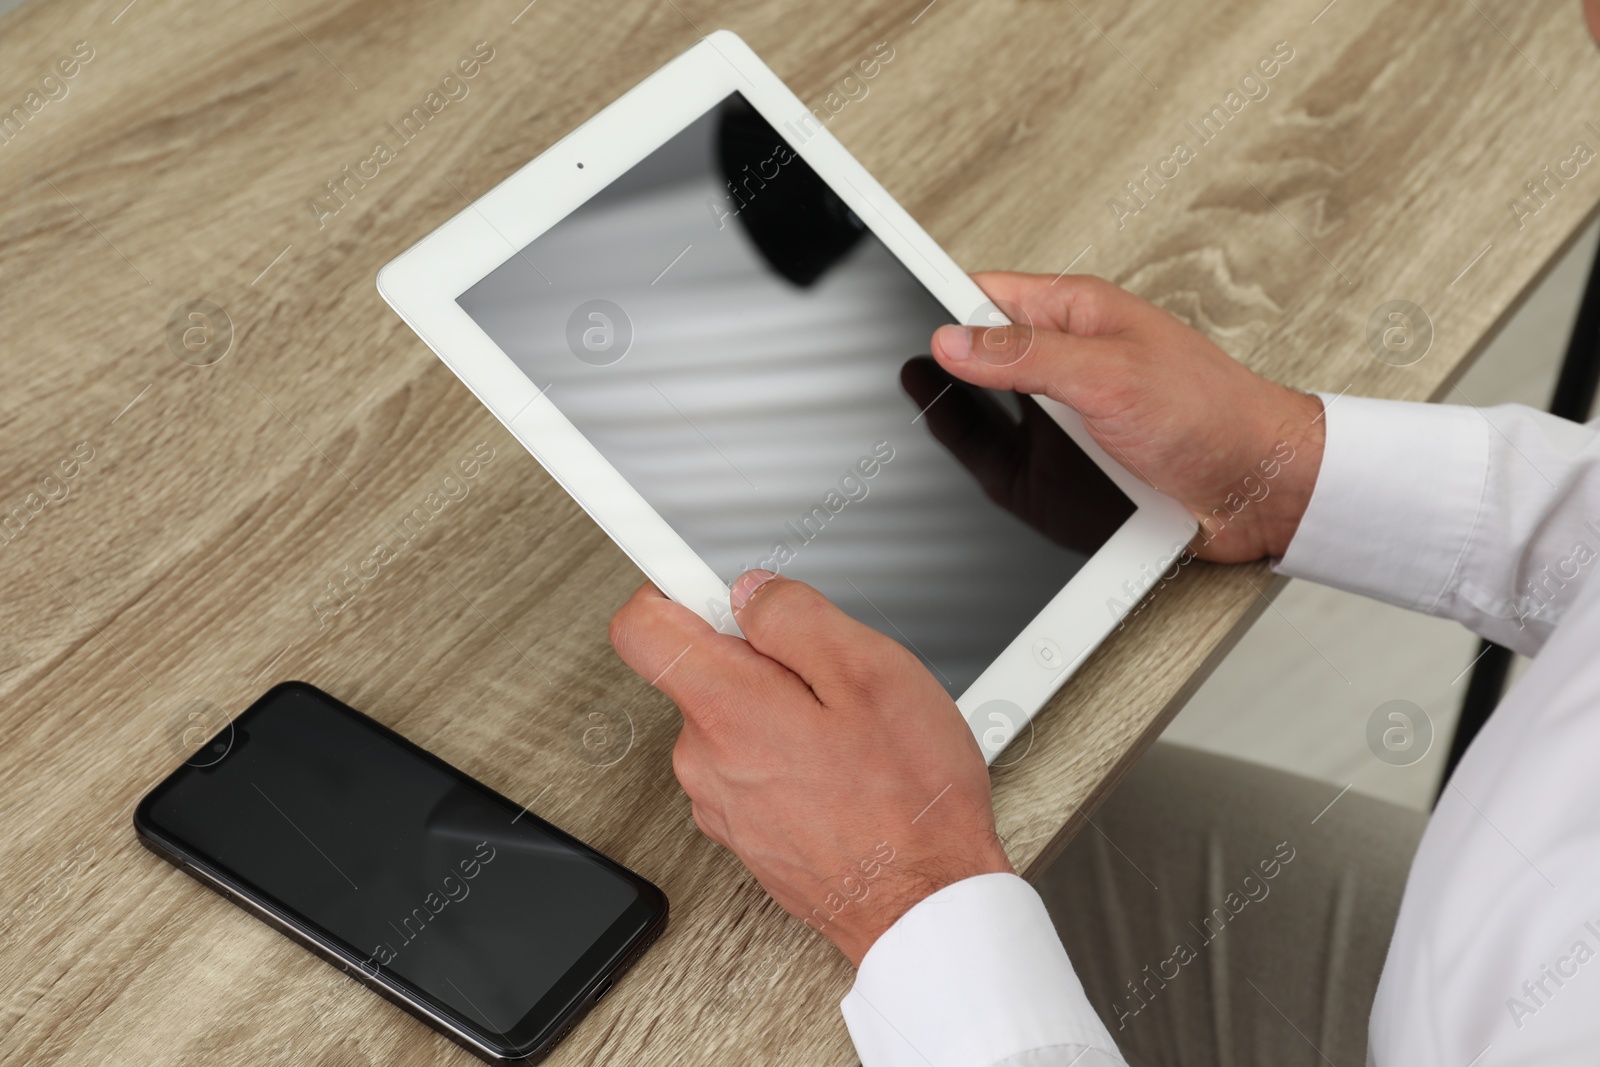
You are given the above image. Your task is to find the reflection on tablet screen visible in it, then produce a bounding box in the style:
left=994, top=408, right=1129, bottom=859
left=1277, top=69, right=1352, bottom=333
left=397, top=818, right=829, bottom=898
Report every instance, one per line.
left=457, top=93, right=1135, bottom=694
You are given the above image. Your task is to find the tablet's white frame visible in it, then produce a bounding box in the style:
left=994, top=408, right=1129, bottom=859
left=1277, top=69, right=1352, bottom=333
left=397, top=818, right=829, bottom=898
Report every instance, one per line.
left=377, top=29, right=1197, bottom=762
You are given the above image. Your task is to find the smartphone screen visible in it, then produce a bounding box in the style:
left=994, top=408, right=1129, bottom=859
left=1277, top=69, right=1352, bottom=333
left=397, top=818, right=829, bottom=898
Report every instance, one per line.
left=136, top=682, right=666, bottom=1058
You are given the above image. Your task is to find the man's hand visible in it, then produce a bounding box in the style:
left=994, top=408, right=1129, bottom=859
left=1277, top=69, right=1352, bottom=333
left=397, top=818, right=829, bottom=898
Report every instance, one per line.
left=611, top=271, right=1329, bottom=967
left=932, top=272, right=1325, bottom=563
left=609, top=571, right=1011, bottom=966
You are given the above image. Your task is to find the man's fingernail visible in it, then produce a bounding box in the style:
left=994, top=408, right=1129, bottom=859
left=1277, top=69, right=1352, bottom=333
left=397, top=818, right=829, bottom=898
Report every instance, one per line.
left=934, top=324, right=971, bottom=361
left=731, top=569, right=778, bottom=611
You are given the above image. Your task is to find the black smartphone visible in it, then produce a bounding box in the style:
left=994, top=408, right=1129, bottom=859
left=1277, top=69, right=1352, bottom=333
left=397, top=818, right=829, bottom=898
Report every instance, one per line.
left=135, top=681, right=668, bottom=1062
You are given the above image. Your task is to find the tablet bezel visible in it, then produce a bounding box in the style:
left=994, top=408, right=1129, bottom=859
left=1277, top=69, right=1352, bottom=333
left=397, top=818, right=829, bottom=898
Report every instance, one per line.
left=377, top=30, right=1197, bottom=761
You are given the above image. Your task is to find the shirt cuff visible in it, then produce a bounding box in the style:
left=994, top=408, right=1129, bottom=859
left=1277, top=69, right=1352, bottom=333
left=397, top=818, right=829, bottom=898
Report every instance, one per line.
left=840, top=873, right=1124, bottom=1067
left=1274, top=393, right=1489, bottom=613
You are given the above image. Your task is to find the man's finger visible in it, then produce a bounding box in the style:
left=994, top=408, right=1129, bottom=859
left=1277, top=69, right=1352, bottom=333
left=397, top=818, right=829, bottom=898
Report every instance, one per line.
left=609, top=582, right=807, bottom=729
left=728, top=571, right=905, bottom=703
left=969, top=270, right=1138, bottom=337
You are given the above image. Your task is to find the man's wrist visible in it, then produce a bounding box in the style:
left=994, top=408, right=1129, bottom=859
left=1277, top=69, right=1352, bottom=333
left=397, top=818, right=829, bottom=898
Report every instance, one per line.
left=1186, top=386, right=1326, bottom=563
left=826, top=844, right=1015, bottom=967
left=1256, top=387, right=1326, bottom=559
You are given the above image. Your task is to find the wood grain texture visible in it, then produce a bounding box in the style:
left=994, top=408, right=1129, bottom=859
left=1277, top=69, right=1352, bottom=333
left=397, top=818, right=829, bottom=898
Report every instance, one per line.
left=1, top=0, right=1597, bottom=1063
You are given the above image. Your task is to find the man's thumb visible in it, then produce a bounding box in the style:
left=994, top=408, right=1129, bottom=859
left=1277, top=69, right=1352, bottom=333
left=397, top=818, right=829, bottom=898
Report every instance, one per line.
left=931, top=322, right=1100, bottom=402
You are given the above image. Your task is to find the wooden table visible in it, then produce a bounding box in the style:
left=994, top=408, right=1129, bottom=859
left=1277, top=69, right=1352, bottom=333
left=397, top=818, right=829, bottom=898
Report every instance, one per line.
left=2, top=0, right=1596, bottom=1062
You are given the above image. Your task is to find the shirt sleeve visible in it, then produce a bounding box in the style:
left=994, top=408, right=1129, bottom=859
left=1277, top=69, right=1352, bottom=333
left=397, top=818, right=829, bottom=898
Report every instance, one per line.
left=1274, top=393, right=1600, bottom=657
left=840, top=872, right=1126, bottom=1067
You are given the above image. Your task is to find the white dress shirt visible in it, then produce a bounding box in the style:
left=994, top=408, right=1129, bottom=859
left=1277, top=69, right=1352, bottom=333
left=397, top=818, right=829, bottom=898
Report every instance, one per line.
left=840, top=395, right=1600, bottom=1066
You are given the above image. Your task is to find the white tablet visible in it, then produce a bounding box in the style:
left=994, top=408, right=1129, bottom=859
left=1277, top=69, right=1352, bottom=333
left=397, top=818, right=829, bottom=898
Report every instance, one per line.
left=378, top=30, right=1196, bottom=761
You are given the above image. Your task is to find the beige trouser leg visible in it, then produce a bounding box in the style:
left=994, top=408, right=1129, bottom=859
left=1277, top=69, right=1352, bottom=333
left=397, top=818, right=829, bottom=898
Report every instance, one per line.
left=1034, top=742, right=1426, bottom=1067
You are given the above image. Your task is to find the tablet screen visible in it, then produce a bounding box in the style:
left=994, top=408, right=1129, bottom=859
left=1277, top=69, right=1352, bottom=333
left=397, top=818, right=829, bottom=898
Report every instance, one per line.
left=457, top=93, right=1135, bottom=694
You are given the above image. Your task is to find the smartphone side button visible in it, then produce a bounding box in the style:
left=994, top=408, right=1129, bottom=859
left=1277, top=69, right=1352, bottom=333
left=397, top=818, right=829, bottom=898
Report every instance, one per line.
left=184, top=861, right=233, bottom=902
